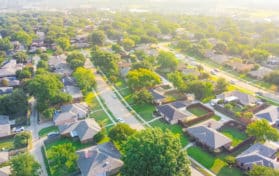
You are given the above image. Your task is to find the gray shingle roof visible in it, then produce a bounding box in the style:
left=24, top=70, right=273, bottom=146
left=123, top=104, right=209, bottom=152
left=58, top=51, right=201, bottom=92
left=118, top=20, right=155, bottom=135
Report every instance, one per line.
left=150, top=89, right=165, bottom=100
left=236, top=143, right=279, bottom=169
left=217, top=90, right=257, bottom=106
left=76, top=142, right=123, bottom=176
left=188, top=126, right=232, bottom=150
left=157, top=104, right=187, bottom=122
left=255, top=106, right=279, bottom=124
left=59, top=118, right=101, bottom=142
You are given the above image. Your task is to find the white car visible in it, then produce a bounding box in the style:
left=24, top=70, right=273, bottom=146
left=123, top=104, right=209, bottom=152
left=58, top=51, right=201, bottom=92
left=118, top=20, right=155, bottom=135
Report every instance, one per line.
left=117, top=118, right=125, bottom=123
left=12, top=126, right=25, bottom=133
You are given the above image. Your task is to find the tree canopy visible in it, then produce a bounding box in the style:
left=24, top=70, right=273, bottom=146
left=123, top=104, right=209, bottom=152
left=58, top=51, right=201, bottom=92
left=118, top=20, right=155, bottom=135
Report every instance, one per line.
left=127, top=68, right=161, bottom=90
left=108, top=123, right=136, bottom=148
left=246, top=119, right=279, bottom=143
left=121, top=128, right=191, bottom=176
left=90, top=30, right=106, bottom=46
left=157, top=51, right=178, bottom=73
left=11, top=153, right=41, bottom=176
left=73, top=67, right=96, bottom=94
left=66, top=52, right=86, bottom=70
left=248, top=165, right=279, bottom=176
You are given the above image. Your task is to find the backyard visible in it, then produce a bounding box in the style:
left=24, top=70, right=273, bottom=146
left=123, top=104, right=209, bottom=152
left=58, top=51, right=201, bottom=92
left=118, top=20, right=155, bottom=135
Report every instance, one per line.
left=149, top=120, right=189, bottom=146
left=220, top=127, right=248, bottom=147
left=187, top=146, right=243, bottom=176
left=0, top=138, right=14, bottom=150
left=187, top=106, right=209, bottom=116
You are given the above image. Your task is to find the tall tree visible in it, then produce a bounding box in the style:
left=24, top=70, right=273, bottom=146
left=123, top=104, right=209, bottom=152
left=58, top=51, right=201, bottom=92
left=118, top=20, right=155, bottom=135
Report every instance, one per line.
left=11, top=153, right=41, bottom=176
left=127, top=68, right=161, bottom=90
left=73, top=67, right=96, bottom=94
left=108, top=123, right=136, bottom=147
left=66, top=52, right=86, bottom=70
left=248, top=165, right=279, bottom=176
left=121, top=128, right=191, bottom=176
left=246, top=119, right=279, bottom=143
left=157, top=51, right=178, bottom=73
left=215, top=78, right=228, bottom=94
left=90, top=31, right=105, bottom=46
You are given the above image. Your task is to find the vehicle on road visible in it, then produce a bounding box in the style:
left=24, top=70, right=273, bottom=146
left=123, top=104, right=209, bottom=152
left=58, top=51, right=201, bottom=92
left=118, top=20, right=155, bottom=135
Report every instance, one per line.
left=210, top=70, right=216, bottom=75
left=230, top=80, right=236, bottom=84
left=112, top=94, right=117, bottom=99
left=117, top=118, right=125, bottom=123
left=12, top=126, right=25, bottom=133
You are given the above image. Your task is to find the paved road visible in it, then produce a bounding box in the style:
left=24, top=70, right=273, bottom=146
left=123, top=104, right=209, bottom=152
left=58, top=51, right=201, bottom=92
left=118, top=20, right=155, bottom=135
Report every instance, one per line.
left=27, top=99, right=53, bottom=176
left=82, top=51, right=144, bottom=130
left=158, top=42, right=279, bottom=104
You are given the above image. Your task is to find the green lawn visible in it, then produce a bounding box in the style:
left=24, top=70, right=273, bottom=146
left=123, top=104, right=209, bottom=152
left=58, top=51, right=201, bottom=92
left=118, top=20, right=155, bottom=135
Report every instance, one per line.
left=212, top=115, right=221, bottom=121
left=220, top=127, right=248, bottom=147
left=132, top=103, right=156, bottom=122
left=188, top=106, right=209, bottom=116
left=0, top=138, right=14, bottom=150
left=39, top=126, right=59, bottom=137
left=187, top=146, right=243, bottom=176
left=45, top=138, right=92, bottom=151
left=149, top=120, right=189, bottom=146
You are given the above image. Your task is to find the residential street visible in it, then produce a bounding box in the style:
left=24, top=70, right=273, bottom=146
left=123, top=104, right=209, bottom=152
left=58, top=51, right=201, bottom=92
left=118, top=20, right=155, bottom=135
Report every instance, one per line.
left=157, top=42, right=279, bottom=104
left=27, top=98, right=53, bottom=176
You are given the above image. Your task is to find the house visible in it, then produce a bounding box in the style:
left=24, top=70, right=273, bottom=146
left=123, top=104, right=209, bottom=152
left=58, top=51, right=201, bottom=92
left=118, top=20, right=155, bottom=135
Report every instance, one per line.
left=0, top=87, right=13, bottom=95
left=0, top=77, right=20, bottom=87
left=248, top=67, right=272, bottom=80
left=53, top=102, right=89, bottom=126
left=0, top=116, right=10, bottom=138
left=61, top=76, right=76, bottom=86
left=76, top=142, right=123, bottom=176
left=58, top=118, right=101, bottom=143
left=225, top=60, right=254, bottom=73
left=0, top=60, right=23, bottom=78
left=204, top=51, right=231, bottom=65
left=48, top=54, right=72, bottom=76
left=149, top=88, right=166, bottom=105
left=236, top=143, right=279, bottom=170
left=64, top=86, right=83, bottom=102
left=157, top=101, right=196, bottom=124
left=266, top=56, right=279, bottom=68
left=216, top=91, right=257, bottom=106
left=187, top=125, right=232, bottom=152
left=118, top=61, right=131, bottom=77
left=254, top=105, right=279, bottom=126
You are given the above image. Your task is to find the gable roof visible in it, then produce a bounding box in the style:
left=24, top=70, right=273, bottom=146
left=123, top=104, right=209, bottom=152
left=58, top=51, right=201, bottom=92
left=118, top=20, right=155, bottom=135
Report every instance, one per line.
left=217, top=91, right=257, bottom=106
left=157, top=102, right=191, bottom=122
left=149, top=89, right=165, bottom=101
left=236, top=143, right=279, bottom=169
left=255, top=106, right=279, bottom=124
left=188, top=126, right=232, bottom=150
left=54, top=102, right=89, bottom=125
left=59, top=118, right=101, bottom=142
left=76, top=142, right=123, bottom=176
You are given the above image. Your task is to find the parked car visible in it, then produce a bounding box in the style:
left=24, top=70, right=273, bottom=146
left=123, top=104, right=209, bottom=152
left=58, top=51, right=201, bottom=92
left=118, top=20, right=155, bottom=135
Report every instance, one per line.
left=117, top=118, right=125, bottom=123
left=230, top=80, right=235, bottom=84
left=47, top=132, right=60, bottom=138
left=12, top=126, right=25, bottom=133
left=210, top=70, right=216, bottom=75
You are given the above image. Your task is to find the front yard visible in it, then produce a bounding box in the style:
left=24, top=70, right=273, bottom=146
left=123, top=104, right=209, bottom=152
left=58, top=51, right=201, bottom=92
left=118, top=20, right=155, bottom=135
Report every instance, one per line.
left=39, top=126, right=59, bottom=137
left=187, top=146, right=243, bottom=176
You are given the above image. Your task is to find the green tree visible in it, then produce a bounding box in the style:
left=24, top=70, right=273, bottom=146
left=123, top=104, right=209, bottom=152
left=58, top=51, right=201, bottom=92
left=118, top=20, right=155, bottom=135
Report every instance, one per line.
left=11, top=153, right=41, bottom=176
left=224, top=155, right=236, bottom=166
left=213, top=41, right=227, bottom=54
left=90, top=31, right=105, bottom=46
left=157, top=51, right=178, bottom=72
left=14, top=51, right=28, bottom=63
left=167, top=71, right=187, bottom=91
left=121, top=128, right=191, bottom=176
left=127, top=68, right=161, bottom=90
left=264, top=71, right=279, bottom=87
left=26, top=73, right=72, bottom=112
left=122, top=38, right=135, bottom=51
left=248, top=165, right=279, bottom=176
left=66, top=52, right=86, bottom=70
left=249, top=49, right=270, bottom=63
left=48, top=143, right=78, bottom=176
left=132, top=88, right=153, bottom=104
left=215, top=78, right=228, bottom=94
left=14, top=131, right=31, bottom=148
left=56, top=37, right=70, bottom=50
left=13, top=31, right=32, bottom=46
left=0, top=38, right=12, bottom=51
left=187, top=80, right=214, bottom=100
left=73, top=67, right=96, bottom=94
left=246, top=119, right=279, bottom=143
left=108, top=123, right=136, bottom=147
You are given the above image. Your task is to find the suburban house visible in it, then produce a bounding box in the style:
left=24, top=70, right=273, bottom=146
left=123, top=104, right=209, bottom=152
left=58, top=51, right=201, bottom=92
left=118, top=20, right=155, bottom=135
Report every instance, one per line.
left=58, top=118, right=101, bottom=144
left=204, top=51, right=231, bottom=65
left=0, top=77, right=20, bottom=87
left=118, top=60, right=131, bottom=77
left=248, top=67, right=272, bottom=80
left=0, top=116, right=10, bottom=138
left=266, top=56, right=279, bottom=68
left=216, top=91, right=257, bottom=106
left=236, top=143, right=279, bottom=170
left=225, top=60, right=255, bottom=73
left=0, top=87, right=13, bottom=95
left=53, top=102, right=89, bottom=126
left=157, top=101, right=196, bottom=124
left=64, top=86, right=83, bottom=102
left=254, top=105, right=279, bottom=126
left=149, top=88, right=167, bottom=105
left=48, top=54, right=72, bottom=76
left=0, top=60, right=23, bottom=78
left=187, top=123, right=232, bottom=152
left=76, top=142, right=123, bottom=176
